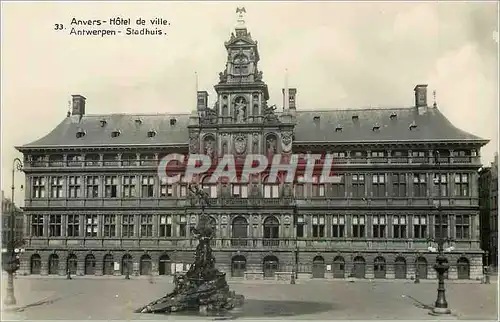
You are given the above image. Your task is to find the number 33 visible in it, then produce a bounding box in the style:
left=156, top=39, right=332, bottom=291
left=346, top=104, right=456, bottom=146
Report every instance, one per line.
left=54, top=24, right=64, bottom=30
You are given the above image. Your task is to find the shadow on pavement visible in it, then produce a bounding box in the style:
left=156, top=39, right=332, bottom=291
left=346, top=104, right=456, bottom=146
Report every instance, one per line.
left=141, top=299, right=335, bottom=318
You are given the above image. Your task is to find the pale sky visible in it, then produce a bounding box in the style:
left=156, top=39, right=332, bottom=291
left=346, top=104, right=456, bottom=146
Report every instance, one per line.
left=1, top=1, right=498, bottom=205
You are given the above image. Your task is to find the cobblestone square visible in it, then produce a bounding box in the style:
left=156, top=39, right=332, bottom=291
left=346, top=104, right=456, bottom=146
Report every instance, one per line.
left=1, top=277, right=497, bottom=320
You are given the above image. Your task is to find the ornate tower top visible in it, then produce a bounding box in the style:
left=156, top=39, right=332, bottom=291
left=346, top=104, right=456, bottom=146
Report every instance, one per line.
left=235, top=7, right=246, bottom=30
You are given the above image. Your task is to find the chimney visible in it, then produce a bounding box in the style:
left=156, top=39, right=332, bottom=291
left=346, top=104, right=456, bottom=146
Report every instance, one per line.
left=414, top=84, right=428, bottom=108
left=288, top=88, right=297, bottom=109
left=197, top=91, right=209, bottom=110
left=71, top=95, right=86, bottom=116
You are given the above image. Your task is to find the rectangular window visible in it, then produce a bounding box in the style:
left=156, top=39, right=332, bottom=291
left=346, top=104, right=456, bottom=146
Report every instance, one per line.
left=140, top=214, right=153, bottom=237
left=455, top=215, right=470, bottom=239
left=412, top=173, right=427, bottom=197
left=103, top=215, right=116, bottom=237
left=179, top=215, right=187, bottom=237
left=104, top=176, right=118, bottom=198
left=330, top=175, right=345, bottom=197
left=122, top=176, right=136, bottom=198
left=202, top=182, right=217, bottom=198
left=352, top=174, right=365, bottom=198
left=232, top=185, right=248, bottom=198
left=85, top=214, right=98, bottom=237
left=141, top=176, right=154, bottom=198
left=413, top=215, right=427, bottom=238
left=32, top=177, right=46, bottom=198
left=160, top=177, right=173, bottom=197
left=392, top=215, right=406, bottom=238
left=50, top=176, right=64, bottom=198
left=48, top=214, right=62, bottom=237
left=86, top=176, right=99, bottom=198
left=392, top=174, right=407, bottom=197
left=296, top=215, right=304, bottom=237
left=67, top=214, right=79, bottom=237
left=68, top=176, right=81, bottom=198
left=352, top=215, right=365, bottom=238
left=372, top=174, right=386, bottom=197
left=159, top=215, right=173, bottom=237
left=372, top=215, right=386, bottom=238
left=295, top=183, right=304, bottom=198
left=31, top=214, right=44, bottom=237
left=312, top=215, right=325, bottom=238
left=332, top=215, right=345, bottom=238
left=122, top=214, right=134, bottom=237
left=433, top=173, right=448, bottom=197
left=312, top=176, right=325, bottom=197
left=434, top=214, right=449, bottom=239
left=264, top=184, right=280, bottom=198
left=454, top=173, right=469, bottom=197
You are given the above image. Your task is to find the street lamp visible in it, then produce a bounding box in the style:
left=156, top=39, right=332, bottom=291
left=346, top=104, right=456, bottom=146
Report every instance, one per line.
left=3, top=157, right=23, bottom=306
left=428, top=150, right=452, bottom=315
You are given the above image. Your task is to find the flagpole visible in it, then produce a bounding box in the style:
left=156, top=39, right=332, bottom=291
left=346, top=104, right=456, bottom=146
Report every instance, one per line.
left=284, top=69, right=289, bottom=110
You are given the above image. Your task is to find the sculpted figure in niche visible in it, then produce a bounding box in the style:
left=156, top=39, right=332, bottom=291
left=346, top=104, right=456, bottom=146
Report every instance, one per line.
left=266, top=136, right=277, bottom=154
left=234, top=97, right=247, bottom=123
left=204, top=138, right=215, bottom=158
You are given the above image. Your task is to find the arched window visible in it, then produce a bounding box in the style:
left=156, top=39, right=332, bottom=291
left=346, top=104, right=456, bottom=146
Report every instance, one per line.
left=140, top=254, right=152, bottom=275
left=67, top=254, right=77, bottom=275
left=394, top=257, right=406, bottom=279
left=48, top=254, right=59, bottom=275
left=231, top=255, right=247, bottom=278
left=415, top=257, right=428, bottom=279
left=312, top=256, right=325, bottom=278
left=158, top=254, right=171, bottom=276
left=263, top=255, right=279, bottom=279
left=85, top=254, right=96, bottom=275
left=233, top=54, right=249, bottom=75
left=457, top=257, right=470, bottom=280
left=374, top=256, right=386, bottom=279
left=263, top=216, right=279, bottom=246
left=30, top=254, right=42, bottom=275
left=231, top=216, right=248, bottom=246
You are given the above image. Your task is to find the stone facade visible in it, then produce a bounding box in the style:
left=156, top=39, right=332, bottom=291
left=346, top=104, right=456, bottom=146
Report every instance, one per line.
left=16, top=10, right=488, bottom=281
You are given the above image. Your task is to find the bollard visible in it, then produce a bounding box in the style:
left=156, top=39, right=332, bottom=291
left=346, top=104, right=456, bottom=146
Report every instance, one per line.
left=414, top=269, right=420, bottom=284
left=290, top=271, right=296, bottom=285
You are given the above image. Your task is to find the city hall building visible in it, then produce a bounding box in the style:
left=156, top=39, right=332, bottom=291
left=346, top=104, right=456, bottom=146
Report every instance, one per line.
left=17, top=12, right=488, bottom=280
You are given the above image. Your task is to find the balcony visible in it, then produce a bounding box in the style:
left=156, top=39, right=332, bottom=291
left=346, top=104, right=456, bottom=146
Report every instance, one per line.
left=188, top=197, right=294, bottom=208
left=24, top=198, right=187, bottom=209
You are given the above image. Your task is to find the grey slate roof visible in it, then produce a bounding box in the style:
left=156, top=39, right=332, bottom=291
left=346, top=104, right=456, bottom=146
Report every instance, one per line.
left=294, top=107, right=486, bottom=143
left=20, top=113, right=191, bottom=148
left=19, top=107, right=487, bottom=149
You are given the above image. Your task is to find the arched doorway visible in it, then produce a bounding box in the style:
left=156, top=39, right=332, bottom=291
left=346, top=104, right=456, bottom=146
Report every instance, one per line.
left=84, top=254, right=96, bottom=275
left=158, top=254, right=171, bottom=275
left=394, top=257, right=407, bottom=279
left=457, top=257, right=470, bottom=280
left=103, top=254, right=114, bottom=275
left=312, top=256, right=325, bottom=278
left=333, top=256, right=345, bottom=278
left=416, top=257, right=428, bottom=279
left=263, top=216, right=279, bottom=247
left=374, top=256, right=386, bottom=279
left=140, top=254, right=152, bottom=275
left=231, top=255, right=247, bottom=278
left=232, top=216, right=248, bottom=247
left=121, top=254, right=133, bottom=275
left=353, top=256, right=365, bottom=278
left=67, top=254, right=77, bottom=275
left=48, top=254, right=59, bottom=275
left=30, top=254, right=41, bottom=275
left=263, top=255, right=279, bottom=278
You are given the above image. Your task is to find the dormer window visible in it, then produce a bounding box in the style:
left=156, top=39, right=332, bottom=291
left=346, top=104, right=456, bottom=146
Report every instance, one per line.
left=352, top=115, right=359, bottom=121
left=100, top=119, right=107, bottom=127
left=111, top=130, right=121, bottom=138
left=335, top=125, right=343, bottom=132
left=76, top=129, right=86, bottom=138
left=135, top=118, right=142, bottom=125
left=390, top=112, right=397, bottom=120
left=147, top=130, right=156, bottom=138
left=409, top=121, right=417, bottom=130
left=372, top=123, right=380, bottom=131
left=170, top=118, right=177, bottom=126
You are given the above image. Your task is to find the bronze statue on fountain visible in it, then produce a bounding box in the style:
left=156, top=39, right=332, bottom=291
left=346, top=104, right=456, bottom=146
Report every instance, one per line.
left=135, top=184, right=244, bottom=315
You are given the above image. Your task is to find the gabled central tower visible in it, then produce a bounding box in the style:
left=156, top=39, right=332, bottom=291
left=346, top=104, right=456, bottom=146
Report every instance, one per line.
left=213, top=8, right=270, bottom=124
